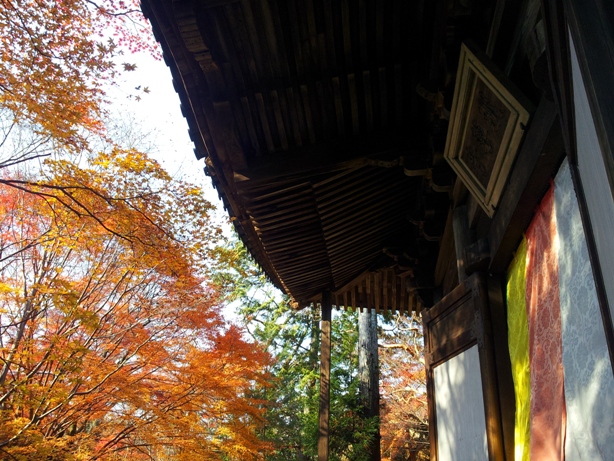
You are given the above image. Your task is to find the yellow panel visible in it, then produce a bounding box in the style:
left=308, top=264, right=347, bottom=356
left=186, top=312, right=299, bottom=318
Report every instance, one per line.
left=506, top=239, right=530, bottom=461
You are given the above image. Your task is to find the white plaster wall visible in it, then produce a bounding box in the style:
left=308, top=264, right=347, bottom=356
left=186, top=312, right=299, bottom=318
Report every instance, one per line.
left=570, top=33, right=614, bottom=326
left=434, top=345, right=488, bottom=461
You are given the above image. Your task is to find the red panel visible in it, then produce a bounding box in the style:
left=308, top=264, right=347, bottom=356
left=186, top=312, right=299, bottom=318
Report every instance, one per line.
left=525, top=187, right=565, bottom=461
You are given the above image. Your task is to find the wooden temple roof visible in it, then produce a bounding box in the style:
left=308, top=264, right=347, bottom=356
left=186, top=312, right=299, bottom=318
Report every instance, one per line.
left=140, top=0, right=492, bottom=310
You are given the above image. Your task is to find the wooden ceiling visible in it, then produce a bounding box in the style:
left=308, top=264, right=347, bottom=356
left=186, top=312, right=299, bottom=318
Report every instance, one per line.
left=141, top=0, right=475, bottom=309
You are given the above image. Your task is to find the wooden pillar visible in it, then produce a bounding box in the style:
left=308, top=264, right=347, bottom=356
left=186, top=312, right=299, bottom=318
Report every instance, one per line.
left=318, top=291, right=332, bottom=461
left=453, top=205, right=471, bottom=282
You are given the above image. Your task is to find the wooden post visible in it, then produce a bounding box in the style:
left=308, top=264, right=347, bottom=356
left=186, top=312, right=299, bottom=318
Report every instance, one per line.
left=318, top=291, right=332, bottom=461
left=453, top=205, right=471, bottom=282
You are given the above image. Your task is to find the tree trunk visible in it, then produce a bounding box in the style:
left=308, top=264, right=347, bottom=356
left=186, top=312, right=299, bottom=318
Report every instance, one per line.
left=358, top=308, right=381, bottom=461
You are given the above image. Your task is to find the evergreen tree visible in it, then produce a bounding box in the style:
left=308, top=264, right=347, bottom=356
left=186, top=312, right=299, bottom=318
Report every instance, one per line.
left=214, top=242, right=379, bottom=460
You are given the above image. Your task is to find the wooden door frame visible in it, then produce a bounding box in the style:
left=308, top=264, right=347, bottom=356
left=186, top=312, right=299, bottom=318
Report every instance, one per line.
left=423, top=272, right=504, bottom=461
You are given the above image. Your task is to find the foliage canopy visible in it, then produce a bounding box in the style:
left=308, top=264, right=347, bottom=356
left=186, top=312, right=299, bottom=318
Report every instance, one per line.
left=0, top=0, right=154, bottom=151
left=0, top=150, right=272, bottom=460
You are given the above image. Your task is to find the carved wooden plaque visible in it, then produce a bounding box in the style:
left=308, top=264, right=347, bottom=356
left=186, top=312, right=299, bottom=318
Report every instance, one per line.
left=444, top=42, right=533, bottom=217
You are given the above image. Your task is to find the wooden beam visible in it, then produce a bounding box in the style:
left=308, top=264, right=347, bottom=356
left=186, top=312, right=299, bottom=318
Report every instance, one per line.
left=503, top=0, right=542, bottom=75
left=453, top=205, right=471, bottom=282
left=485, top=0, right=507, bottom=57
left=233, top=130, right=412, bottom=188
left=541, top=0, right=576, bottom=158
left=485, top=0, right=528, bottom=70
left=318, top=291, right=332, bottom=461
left=434, top=209, right=454, bottom=287
left=486, top=275, right=515, bottom=461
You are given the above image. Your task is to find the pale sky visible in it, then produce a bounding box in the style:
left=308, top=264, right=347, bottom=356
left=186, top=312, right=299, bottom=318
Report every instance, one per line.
left=108, top=49, right=226, bottom=212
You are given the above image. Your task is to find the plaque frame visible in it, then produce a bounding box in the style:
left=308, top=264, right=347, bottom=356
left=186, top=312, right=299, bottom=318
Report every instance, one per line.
left=444, top=41, right=533, bottom=217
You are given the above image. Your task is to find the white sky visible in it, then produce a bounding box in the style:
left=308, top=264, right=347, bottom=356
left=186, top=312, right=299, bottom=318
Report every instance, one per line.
left=108, top=50, right=250, bottom=317
left=107, top=50, right=226, bottom=213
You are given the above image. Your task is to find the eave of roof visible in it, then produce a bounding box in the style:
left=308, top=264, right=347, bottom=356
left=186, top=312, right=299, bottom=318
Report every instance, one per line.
left=141, top=0, right=453, bottom=309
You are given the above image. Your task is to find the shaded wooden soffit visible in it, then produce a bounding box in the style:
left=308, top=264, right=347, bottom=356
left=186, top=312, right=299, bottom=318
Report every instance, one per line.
left=141, top=0, right=451, bottom=311
left=141, top=0, right=285, bottom=291
left=236, top=163, right=439, bottom=310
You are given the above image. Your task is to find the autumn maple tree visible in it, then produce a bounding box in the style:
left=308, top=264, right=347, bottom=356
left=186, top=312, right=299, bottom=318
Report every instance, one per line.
left=379, top=313, right=429, bottom=461
left=0, top=150, right=272, bottom=460
left=0, top=0, right=275, bottom=459
left=0, top=0, right=154, bottom=154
